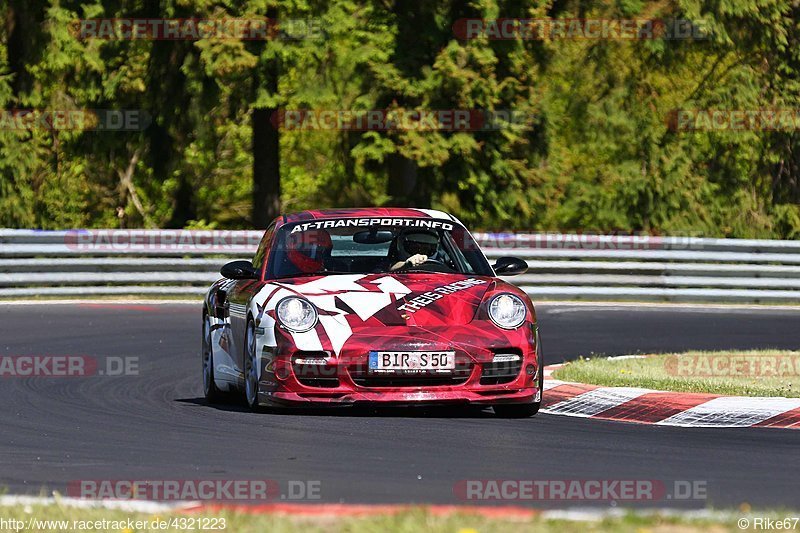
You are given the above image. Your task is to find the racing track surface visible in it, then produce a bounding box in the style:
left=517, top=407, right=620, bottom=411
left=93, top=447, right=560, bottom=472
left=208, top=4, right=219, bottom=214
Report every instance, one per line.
left=1, top=303, right=799, bottom=509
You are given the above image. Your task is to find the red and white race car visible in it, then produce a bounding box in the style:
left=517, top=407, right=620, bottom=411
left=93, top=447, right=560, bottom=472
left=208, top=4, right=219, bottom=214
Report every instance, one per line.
left=202, top=208, right=542, bottom=417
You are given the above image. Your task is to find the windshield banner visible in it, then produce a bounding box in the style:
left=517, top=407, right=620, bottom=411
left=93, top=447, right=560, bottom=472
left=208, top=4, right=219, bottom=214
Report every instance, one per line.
left=290, top=218, right=455, bottom=233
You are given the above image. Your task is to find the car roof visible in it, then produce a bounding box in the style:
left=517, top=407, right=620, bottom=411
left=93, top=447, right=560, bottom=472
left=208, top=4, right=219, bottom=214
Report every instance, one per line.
left=283, top=208, right=458, bottom=224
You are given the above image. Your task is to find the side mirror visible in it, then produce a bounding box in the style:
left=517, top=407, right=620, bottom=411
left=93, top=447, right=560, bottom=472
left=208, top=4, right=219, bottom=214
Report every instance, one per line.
left=493, top=256, right=528, bottom=276
left=220, top=260, right=258, bottom=280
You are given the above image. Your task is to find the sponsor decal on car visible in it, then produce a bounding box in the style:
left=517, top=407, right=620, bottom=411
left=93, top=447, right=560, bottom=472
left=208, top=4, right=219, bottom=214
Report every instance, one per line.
left=397, top=278, right=487, bottom=313
left=289, top=218, right=454, bottom=233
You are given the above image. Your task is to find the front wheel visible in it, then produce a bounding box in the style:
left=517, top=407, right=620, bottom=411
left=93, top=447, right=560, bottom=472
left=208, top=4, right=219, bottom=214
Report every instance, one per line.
left=243, top=318, right=261, bottom=410
left=202, top=313, right=223, bottom=403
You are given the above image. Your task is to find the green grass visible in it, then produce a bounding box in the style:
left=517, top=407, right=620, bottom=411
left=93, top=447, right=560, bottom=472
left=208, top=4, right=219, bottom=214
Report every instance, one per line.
left=553, top=350, right=800, bottom=398
left=0, top=503, right=776, bottom=533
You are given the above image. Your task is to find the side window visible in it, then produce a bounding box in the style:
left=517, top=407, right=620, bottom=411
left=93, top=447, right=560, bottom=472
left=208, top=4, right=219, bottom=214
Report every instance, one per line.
left=252, top=221, right=277, bottom=271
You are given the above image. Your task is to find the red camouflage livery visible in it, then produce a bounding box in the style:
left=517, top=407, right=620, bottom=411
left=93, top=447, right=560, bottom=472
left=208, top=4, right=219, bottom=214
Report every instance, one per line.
left=201, top=208, right=542, bottom=417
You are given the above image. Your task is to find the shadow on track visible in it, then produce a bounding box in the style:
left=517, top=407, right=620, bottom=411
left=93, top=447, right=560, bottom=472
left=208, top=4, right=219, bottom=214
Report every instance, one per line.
left=176, top=397, right=496, bottom=418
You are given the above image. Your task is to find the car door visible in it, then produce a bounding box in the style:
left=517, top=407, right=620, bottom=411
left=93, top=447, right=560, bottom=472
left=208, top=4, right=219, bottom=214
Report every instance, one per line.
left=227, top=221, right=277, bottom=383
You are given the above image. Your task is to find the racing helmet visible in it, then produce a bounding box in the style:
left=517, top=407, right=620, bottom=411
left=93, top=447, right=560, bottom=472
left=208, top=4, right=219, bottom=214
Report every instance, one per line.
left=398, top=231, right=439, bottom=258
left=286, top=229, right=332, bottom=273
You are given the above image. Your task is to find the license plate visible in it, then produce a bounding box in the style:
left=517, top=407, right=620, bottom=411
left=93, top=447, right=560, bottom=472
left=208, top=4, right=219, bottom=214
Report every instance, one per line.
left=368, top=351, right=456, bottom=373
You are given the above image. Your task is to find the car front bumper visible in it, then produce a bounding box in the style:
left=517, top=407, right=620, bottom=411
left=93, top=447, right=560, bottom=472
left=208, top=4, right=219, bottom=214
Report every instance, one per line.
left=257, top=322, right=541, bottom=407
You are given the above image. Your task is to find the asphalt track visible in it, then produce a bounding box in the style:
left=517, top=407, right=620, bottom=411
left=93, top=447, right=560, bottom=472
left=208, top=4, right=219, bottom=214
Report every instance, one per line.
left=1, top=302, right=799, bottom=509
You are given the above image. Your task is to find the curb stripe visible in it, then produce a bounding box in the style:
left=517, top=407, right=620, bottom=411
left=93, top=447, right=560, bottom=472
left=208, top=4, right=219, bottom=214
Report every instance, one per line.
left=543, top=364, right=800, bottom=429
left=182, top=503, right=540, bottom=519
left=542, top=378, right=567, bottom=391
left=593, top=392, right=719, bottom=424
left=542, top=383, right=598, bottom=406
left=655, top=396, right=800, bottom=428
left=544, top=387, right=652, bottom=418
left=754, top=406, right=800, bottom=428
left=0, top=495, right=187, bottom=513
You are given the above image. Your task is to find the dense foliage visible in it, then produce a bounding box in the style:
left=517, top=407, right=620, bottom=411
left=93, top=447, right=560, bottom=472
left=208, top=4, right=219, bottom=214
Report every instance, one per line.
left=1, top=0, right=798, bottom=236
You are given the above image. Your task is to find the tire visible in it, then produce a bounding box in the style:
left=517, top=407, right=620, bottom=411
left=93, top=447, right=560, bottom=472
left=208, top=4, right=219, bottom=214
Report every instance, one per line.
left=202, top=312, right=223, bottom=403
left=243, top=318, right=261, bottom=410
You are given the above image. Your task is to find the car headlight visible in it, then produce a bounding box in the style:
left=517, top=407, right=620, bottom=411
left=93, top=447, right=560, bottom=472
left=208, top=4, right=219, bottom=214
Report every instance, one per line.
left=488, top=294, right=527, bottom=329
left=276, top=297, right=318, bottom=332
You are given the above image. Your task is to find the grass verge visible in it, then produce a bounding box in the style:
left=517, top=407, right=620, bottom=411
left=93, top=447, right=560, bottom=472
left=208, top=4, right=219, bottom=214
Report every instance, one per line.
left=552, top=350, right=800, bottom=398
left=0, top=503, right=777, bottom=533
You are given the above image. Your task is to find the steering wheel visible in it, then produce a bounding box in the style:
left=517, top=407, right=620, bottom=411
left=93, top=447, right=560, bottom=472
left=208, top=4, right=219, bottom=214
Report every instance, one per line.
left=398, top=257, right=455, bottom=273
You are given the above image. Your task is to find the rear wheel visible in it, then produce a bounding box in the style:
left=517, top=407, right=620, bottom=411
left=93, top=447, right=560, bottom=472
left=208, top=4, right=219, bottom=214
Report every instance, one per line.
left=243, top=318, right=261, bottom=410
left=202, top=313, right=222, bottom=403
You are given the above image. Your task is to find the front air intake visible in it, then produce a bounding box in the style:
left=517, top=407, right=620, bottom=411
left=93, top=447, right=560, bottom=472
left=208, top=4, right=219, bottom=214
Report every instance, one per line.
left=480, top=352, right=522, bottom=385
left=292, top=353, right=339, bottom=388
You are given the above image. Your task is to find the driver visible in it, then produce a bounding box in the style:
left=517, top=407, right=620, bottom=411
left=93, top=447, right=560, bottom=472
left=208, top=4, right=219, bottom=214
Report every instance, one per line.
left=389, top=231, right=439, bottom=271
left=286, top=229, right=333, bottom=274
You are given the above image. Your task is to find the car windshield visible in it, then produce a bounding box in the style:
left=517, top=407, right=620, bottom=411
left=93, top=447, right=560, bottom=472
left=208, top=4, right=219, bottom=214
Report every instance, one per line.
left=266, top=218, right=493, bottom=279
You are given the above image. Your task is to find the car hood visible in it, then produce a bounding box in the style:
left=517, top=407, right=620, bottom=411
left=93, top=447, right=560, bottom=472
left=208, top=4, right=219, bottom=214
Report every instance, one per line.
left=272, top=272, right=496, bottom=327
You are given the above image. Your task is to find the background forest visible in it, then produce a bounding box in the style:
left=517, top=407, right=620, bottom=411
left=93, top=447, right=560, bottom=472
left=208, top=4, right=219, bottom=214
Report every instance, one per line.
left=1, top=0, right=799, bottom=237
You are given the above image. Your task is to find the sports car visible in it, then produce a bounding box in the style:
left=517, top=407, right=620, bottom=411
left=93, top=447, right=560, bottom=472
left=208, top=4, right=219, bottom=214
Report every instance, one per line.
left=201, top=208, right=542, bottom=417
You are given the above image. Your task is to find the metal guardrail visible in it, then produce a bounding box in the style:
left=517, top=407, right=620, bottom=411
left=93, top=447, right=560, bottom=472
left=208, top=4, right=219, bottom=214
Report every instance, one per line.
left=1, top=229, right=798, bottom=303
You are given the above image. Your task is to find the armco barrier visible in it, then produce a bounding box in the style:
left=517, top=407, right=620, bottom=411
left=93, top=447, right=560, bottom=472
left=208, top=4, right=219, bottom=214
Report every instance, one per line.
left=0, top=229, right=798, bottom=303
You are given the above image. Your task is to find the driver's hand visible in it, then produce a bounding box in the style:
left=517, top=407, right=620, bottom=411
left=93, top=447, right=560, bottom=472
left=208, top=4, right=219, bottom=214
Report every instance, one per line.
left=406, top=254, right=428, bottom=267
